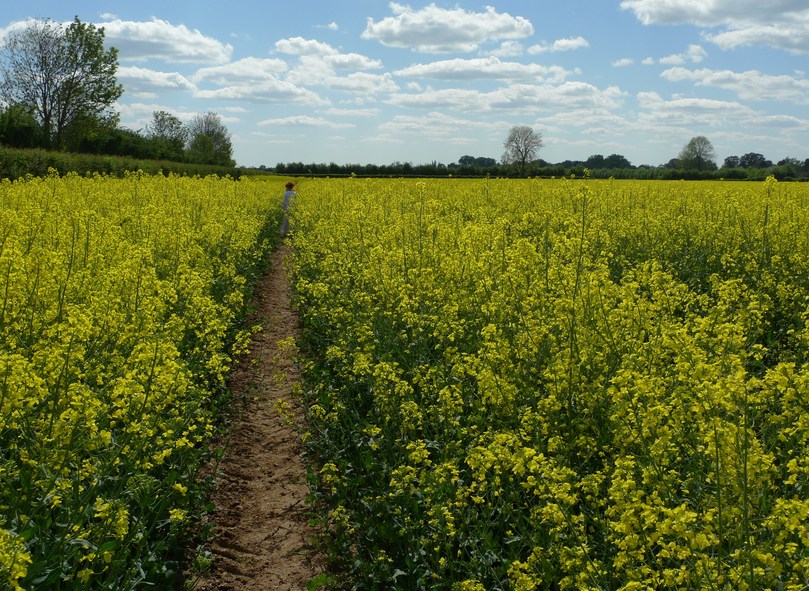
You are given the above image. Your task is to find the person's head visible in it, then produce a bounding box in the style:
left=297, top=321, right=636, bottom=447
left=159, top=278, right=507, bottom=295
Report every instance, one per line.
left=285, top=181, right=295, bottom=190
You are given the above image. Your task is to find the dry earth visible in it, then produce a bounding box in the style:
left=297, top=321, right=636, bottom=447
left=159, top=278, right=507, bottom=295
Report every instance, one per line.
left=190, top=243, right=328, bottom=591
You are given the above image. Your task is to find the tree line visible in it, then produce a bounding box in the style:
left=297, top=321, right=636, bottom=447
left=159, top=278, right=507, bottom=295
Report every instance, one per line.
left=0, top=17, right=235, bottom=168
left=276, top=129, right=809, bottom=181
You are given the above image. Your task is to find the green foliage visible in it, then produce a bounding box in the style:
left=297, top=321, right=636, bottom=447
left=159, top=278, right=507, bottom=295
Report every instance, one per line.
left=0, top=17, right=122, bottom=149
left=0, top=146, right=243, bottom=179
left=186, top=112, right=234, bottom=168
left=0, top=104, right=42, bottom=149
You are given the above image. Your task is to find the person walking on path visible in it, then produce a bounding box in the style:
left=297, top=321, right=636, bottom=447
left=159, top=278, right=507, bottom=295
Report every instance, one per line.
left=281, top=181, right=296, bottom=238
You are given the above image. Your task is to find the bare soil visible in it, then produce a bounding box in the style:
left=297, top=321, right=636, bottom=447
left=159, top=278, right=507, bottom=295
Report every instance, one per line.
left=190, top=243, right=327, bottom=591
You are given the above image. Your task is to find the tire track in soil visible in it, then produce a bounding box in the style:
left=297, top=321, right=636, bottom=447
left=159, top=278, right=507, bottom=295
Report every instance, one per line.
left=191, top=243, right=326, bottom=591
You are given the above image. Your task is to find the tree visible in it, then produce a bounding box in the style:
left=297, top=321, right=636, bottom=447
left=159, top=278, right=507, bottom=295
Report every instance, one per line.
left=458, top=155, right=496, bottom=167
left=739, top=152, right=772, bottom=168
left=502, top=125, right=543, bottom=175
left=0, top=17, right=123, bottom=149
left=585, top=154, right=606, bottom=169
left=187, top=111, right=234, bottom=167
left=678, top=136, right=717, bottom=171
left=61, top=110, right=119, bottom=153
left=604, top=153, right=632, bottom=168
left=723, top=155, right=741, bottom=168
left=146, top=110, right=188, bottom=161
left=0, top=103, right=42, bottom=148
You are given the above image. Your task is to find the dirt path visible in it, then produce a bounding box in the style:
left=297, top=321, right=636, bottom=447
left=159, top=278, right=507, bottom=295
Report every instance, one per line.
left=191, top=243, right=327, bottom=591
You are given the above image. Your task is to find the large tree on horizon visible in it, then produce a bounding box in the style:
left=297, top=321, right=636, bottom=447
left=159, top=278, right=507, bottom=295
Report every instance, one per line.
left=187, top=111, right=234, bottom=167
left=146, top=110, right=188, bottom=162
left=502, top=125, right=543, bottom=176
left=0, top=17, right=123, bottom=149
left=678, top=136, right=717, bottom=171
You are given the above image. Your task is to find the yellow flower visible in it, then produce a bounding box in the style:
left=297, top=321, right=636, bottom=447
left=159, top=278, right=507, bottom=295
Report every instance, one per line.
left=169, top=508, right=188, bottom=523
left=77, top=567, right=94, bottom=584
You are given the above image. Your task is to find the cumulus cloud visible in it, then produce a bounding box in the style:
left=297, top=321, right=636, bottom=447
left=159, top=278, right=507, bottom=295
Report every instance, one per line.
left=487, top=41, right=525, bottom=58
left=613, top=58, right=634, bottom=67
left=658, top=44, right=707, bottom=65
left=257, top=115, right=355, bottom=129
left=710, top=24, right=809, bottom=53
left=362, top=2, right=533, bottom=53
left=192, top=57, right=288, bottom=85
left=325, top=53, right=383, bottom=70
left=325, top=107, right=380, bottom=117
left=488, top=82, right=626, bottom=113
left=327, top=72, right=399, bottom=93
left=661, top=67, right=809, bottom=103
left=386, top=87, right=488, bottom=111
left=636, top=90, right=755, bottom=128
left=286, top=55, right=399, bottom=94
left=117, top=66, right=196, bottom=97
left=378, top=111, right=504, bottom=141
left=528, top=36, right=590, bottom=54
left=101, top=18, right=233, bottom=63
left=620, top=0, right=809, bottom=53
left=275, top=37, right=382, bottom=70
left=394, top=57, right=570, bottom=82
left=387, top=80, right=625, bottom=114
left=275, top=36, right=337, bottom=56
left=195, top=79, right=327, bottom=105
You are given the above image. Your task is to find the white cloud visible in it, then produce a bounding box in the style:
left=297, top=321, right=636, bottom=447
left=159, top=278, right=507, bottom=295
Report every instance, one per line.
left=620, top=0, right=809, bottom=53
left=613, top=58, right=634, bottom=67
left=275, top=36, right=337, bottom=56
left=101, top=18, right=233, bottom=64
left=378, top=111, right=504, bottom=138
left=488, top=82, right=626, bottom=113
left=487, top=41, right=525, bottom=58
left=195, top=79, right=327, bottom=105
left=324, top=53, right=383, bottom=70
left=192, top=57, right=288, bottom=84
left=387, top=81, right=625, bottom=114
left=327, top=72, right=399, bottom=94
left=325, top=107, right=380, bottom=117
left=394, top=57, right=569, bottom=82
left=117, top=66, right=196, bottom=96
left=710, top=24, right=809, bottom=53
left=258, top=115, right=355, bottom=129
left=636, top=90, right=755, bottom=128
left=527, top=36, right=590, bottom=54
left=287, top=55, right=399, bottom=94
left=387, top=87, right=489, bottom=111
left=658, top=44, right=707, bottom=65
left=661, top=66, right=809, bottom=103
left=362, top=2, right=533, bottom=53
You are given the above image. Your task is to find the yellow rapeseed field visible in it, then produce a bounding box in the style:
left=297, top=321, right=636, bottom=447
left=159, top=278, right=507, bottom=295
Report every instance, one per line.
left=0, top=171, right=280, bottom=589
left=291, top=177, right=809, bottom=590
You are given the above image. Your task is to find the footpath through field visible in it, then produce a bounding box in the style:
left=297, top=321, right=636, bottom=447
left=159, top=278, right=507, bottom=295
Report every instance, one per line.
left=190, top=243, right=326, bottom=591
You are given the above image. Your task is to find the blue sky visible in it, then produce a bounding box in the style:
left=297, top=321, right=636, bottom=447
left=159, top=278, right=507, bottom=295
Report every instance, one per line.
left=2, top=1, right=808, bottom=168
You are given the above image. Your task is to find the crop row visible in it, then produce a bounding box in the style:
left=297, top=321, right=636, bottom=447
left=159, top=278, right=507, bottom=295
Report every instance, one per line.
left=291, top=177, right=809, bottom=590
left=0, top=172, right=280, bottom=590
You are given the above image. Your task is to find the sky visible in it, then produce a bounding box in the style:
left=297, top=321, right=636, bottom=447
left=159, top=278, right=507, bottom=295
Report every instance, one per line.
left=1, top=1, right=808, bottom=168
